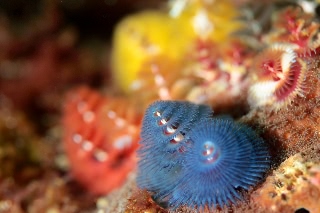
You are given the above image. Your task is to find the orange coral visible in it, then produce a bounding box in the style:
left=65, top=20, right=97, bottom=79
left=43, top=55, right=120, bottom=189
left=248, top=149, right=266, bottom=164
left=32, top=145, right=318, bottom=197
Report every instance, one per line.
left=252, top=152, right=320, bottom=213
left=62, top=86, right=142, bottom=195
left=309, top=166, right=320, bottom=191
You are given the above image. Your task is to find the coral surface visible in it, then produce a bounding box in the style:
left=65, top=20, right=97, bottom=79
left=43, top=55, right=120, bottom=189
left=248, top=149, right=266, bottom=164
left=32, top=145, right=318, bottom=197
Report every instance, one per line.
left=252, top=144, right=320, bottom=213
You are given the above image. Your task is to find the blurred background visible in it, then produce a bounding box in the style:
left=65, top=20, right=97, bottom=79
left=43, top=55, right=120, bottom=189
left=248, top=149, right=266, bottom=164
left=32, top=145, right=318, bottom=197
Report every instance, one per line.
left=0, top=1, right=165, bottom=212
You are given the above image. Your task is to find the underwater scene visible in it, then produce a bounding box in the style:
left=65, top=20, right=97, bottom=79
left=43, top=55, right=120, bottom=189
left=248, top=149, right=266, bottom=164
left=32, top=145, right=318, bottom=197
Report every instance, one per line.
left=0, top=0, right=320, bottom=212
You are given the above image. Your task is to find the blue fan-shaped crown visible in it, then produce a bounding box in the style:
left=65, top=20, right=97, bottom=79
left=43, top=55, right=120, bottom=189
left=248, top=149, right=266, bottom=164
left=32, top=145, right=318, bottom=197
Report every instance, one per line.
left=165, top=118, right=270, bottom=209
left=137, top=101, right=270, bottom=211
left=137, top=100, right=212, bottom=193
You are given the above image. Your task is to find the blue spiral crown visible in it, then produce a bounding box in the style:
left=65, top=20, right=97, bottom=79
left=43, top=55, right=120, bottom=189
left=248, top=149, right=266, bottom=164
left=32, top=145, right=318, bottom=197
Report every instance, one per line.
left=137, top=100, right=270, bottom=210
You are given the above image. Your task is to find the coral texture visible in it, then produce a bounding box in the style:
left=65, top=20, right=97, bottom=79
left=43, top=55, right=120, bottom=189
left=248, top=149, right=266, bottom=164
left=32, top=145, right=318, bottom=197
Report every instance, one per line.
left=243, top=54, right=320, bottom=153
left=252, top=146, right=320, bottom=213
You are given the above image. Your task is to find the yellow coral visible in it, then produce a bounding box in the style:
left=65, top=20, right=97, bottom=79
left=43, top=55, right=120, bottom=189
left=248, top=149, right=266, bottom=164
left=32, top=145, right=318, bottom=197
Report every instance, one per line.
left=169, top=0, right=242, bottom=41
left=111, top=10, right=190, bottom=93
left=111, top=0, right=242, bottom=93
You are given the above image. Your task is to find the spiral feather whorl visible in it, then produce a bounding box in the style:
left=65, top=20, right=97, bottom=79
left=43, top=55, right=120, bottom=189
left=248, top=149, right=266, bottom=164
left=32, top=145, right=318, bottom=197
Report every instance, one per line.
left=166, top=118, right=270, bottom=209
left=137, top=100, right=270, bottom=210
left=137, top=100, right=213, bottom=193
left=248, top=43, right=306, bottom=110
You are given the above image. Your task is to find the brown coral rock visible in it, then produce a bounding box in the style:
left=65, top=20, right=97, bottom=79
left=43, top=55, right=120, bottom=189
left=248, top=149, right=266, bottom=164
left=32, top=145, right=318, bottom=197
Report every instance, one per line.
left=125, top=189, right=167, bottom=213
left=252, top=147, right=320, bottom=213
left=243, top=56, right=320, bottom=154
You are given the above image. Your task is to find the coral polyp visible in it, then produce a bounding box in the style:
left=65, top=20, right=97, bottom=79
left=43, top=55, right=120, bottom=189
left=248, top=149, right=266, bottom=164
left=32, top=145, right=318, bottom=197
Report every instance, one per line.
left=248, top=44, right=306, bottom=110
left=137, top=100, right=270, bottom=211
